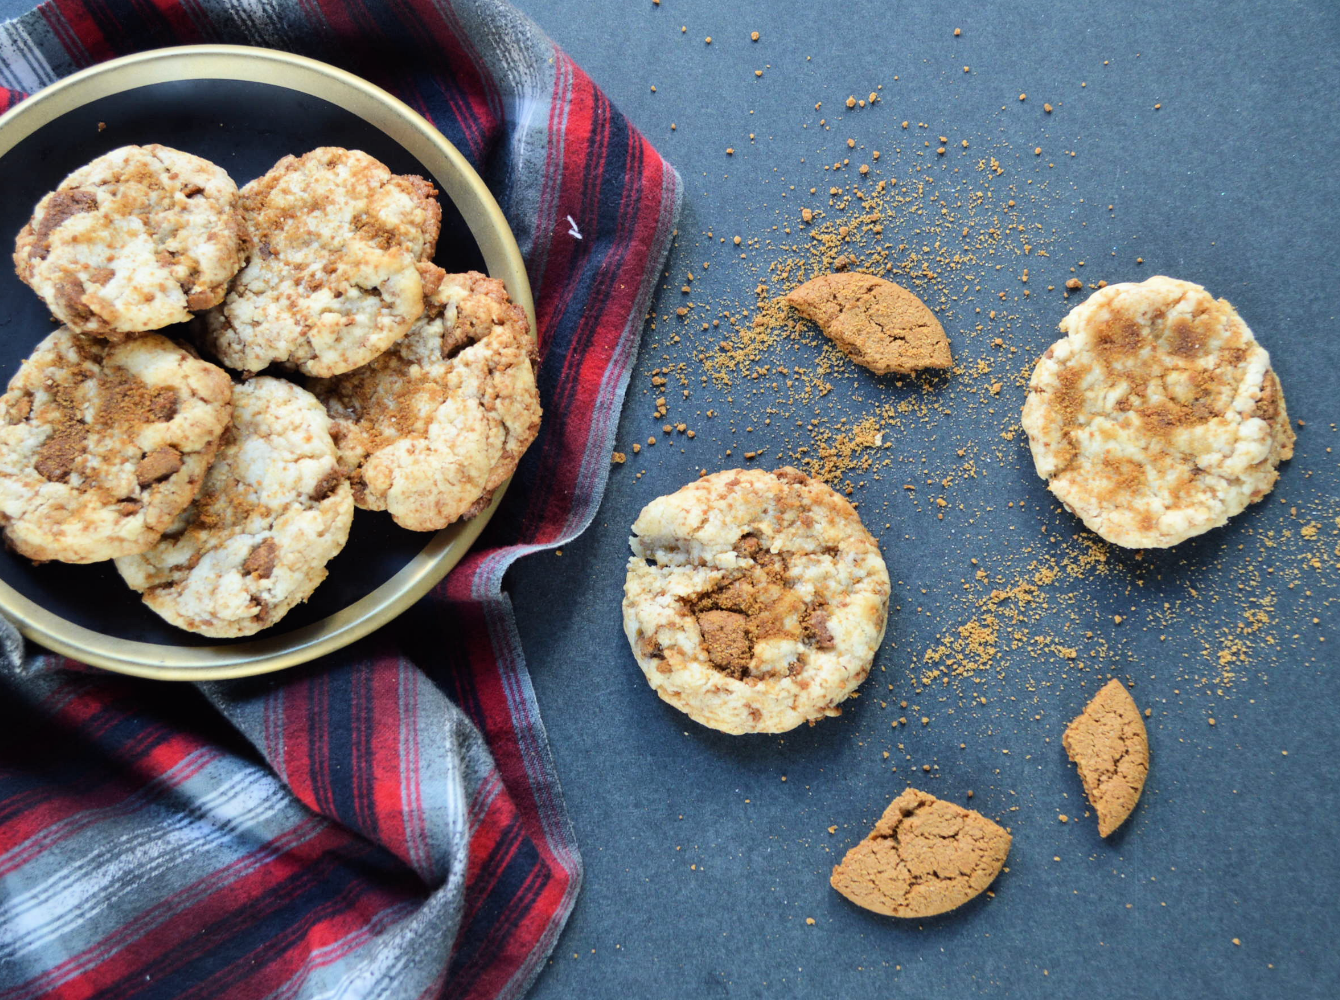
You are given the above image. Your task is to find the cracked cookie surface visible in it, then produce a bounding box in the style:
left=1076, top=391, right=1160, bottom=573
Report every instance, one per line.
left=309, top=270, right=540, bottom=531
left=0, top=327, right=233, bottom=563
left=203, top=147, right=443, bottom=377
left=785, top=272, right=952, bottom=375
left=622, top=467, right=889, bottom=735
left=14, top=144, right=246, bottom=337
left=115, top=376, right=353, bottom=637
left=1022, top=275, right=1293, bottom=548
left=830, top=787, right=1011, bottom=918
left=1063, top=679, right=1149, bottom=836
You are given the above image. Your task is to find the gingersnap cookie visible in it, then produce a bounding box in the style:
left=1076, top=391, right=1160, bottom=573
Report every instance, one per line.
left=309, top=270, right=540, bottom=531
left=203, top=147, right=443, bottom=377
left=622, top=467, right=890, bottom=735
left=13, top=144, right=246, bottom=337
left=830, top=788, right=1011, bottom=918
left=1063, top=679, right=1149, bottom=837
left=785, top=272, right=952, bottom=375
left=0, top=327, right=233, bottom=563
left=115, top=376, right=353, bottom=637
left=1022, top=276, right=1294, bottom=548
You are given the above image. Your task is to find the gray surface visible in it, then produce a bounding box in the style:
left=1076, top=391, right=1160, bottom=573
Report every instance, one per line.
left=505, top=1, right=1340, bottom=998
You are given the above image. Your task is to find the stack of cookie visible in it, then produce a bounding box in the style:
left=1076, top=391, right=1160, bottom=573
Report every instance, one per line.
left=0, top=144, right=541, bottom=638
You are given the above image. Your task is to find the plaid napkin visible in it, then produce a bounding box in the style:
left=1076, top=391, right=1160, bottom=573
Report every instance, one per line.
left=0, top=2, right=680, bottom=998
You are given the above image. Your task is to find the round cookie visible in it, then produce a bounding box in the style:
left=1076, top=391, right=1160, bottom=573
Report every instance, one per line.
left=204, top=148, right=443, bottom=377
left=1063, top=678, right=1149, bottom=837
left=309, top=270, right=541, bottom=531
left=0, top=327, right=233, bottom=563
left=830, top=788, right=1011, bottom=918
left=115, top=376, right=353, bottom=637
left=14, top=144, right=246, bottom=337
left=622, top=467, right=890, bottom=735
left=785, top=272, right=952, bottom=375
left=1022, top=275, right=1294, bottom=548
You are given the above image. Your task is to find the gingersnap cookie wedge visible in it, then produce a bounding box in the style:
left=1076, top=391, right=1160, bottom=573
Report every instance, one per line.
left=14, top=144, right=246, bottom=337
left=0, top=327, right=233, bottom=563
left=622, top=467, right=890, bottom=735
left=1022, top=276, right=1294, bottom=548
left=1063, top=679, right=1149, bottom=837
left=785, top=273, right=952, bottom=375
left=830, top=788, right=1011, bottom=918
left=309, top=271, right=540, bottom=531
left=115, top=376, right=353, bottom=637
left=204, top=148, right=443, bottom=377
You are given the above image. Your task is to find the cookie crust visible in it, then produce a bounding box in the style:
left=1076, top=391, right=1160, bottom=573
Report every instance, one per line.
left=830, top=788, right=1011, bottom=918
left=1022, top=276, right=1294, bottom=548
left=0, top=328, right=233, bottom=563
left=622, top=467, right=890, bottom=735
left=204, top=148, right=443, bottom=377
left=1063, top=679, right=1149, bottom=837
left=115, top=376, right=353, bottom=637
left=14, top=144, right=246, bottom=337
left=785, top=273, right=952, bottom=375
left=309, top=270, right=540, bottom=531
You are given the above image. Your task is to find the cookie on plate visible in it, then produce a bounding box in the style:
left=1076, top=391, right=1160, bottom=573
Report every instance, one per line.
left=830, top=788, right=1011, bottom=918
left=622, top=467, right=890, bottom=735
left=309, top=270, right=540, bottom=531
left=115, top=376, right=353, bottom=637
left=0, top=327, right=233, bottom=563
left=1022, top=275, right=1294, bottom=548
left=1063, top=679, right=1149, bottom=837
left=14, top=144, right=246, bottom=337
left=204, top=147, right=443, bottom=377
left=785, top=272, right=952, bottom=375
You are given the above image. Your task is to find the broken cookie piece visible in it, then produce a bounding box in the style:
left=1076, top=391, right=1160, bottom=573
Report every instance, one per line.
left=830, top=788, right=1011, bottom=918
left=785, top=272, right=952, bottom=375
left=1063, top=678, right=1149, bottom=836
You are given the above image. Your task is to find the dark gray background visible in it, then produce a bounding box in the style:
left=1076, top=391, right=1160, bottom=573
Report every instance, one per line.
left=504, top=2, right=1340, bottom=998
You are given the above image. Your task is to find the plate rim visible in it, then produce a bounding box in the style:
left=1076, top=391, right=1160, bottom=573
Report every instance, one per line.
left=0, top=44, right=535, bottom=680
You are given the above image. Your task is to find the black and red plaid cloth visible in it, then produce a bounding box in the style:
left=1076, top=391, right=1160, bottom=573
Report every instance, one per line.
left=0, top=2, right=681, bottom=998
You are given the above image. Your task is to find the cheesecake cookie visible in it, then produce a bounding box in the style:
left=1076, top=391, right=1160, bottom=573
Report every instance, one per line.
left=786, top=272, right=952, bottom=375
left=830, top=788, right=1011, bottom=918
left=14, top=144, right=246, bottom=337
left=0, top=327, right=233, bottom=563
left=204, top=148, right=443, bottom=377
left=1022, top=276, right=1293, bottom=548
left=622, top=467, right=890, bottom=735
left=115, top=376, right=353, bottom=637
left=309, top=271, right=540, bottom=531
left=1063, top=679, right=1149, bottom=837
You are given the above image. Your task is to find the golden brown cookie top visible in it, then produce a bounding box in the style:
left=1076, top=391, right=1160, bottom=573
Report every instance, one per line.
left=1063, top=678, right=1149, bottom=836
left=785, top=272, right=952, bottom=375
left=829, top=787, right=1011, bottom=918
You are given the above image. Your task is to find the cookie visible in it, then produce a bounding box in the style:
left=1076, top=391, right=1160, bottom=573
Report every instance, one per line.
left=785, top=272, right=952, bottom=375
left=115, top=376, right=353, bottom=637
left=1022, top=276, right=1294, bottom=548
left=14, top=144, right=246, bottom=337
left=203, top=148, right=443, bottom=377
left=309, top=271, right=540, bottom=531
left=622, top=467, right=890, bottom=735
left=0, top=327, right=233, bottom=563
left=830, top=788, right=1011, bottom=918
left=1063, top=679, right=1149, bottom=837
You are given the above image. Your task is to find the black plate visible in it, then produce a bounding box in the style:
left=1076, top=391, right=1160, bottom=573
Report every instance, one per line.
left=0, top=78, right=486, bottom=646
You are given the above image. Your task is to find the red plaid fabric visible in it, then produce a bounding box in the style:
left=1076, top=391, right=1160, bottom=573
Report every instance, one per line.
left=0, top=2, right=680, bottom=998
